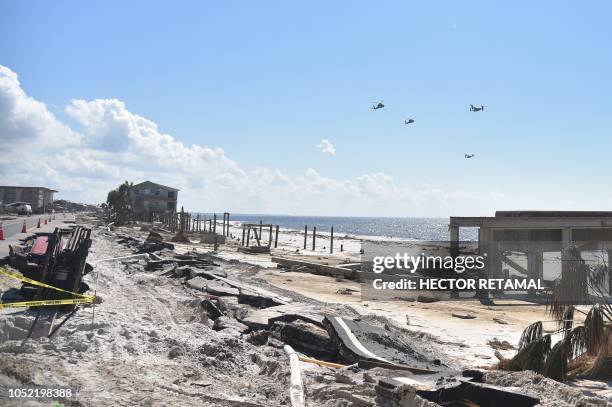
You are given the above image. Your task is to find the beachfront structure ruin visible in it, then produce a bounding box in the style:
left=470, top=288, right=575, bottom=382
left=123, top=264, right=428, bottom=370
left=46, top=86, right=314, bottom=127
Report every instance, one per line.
left=449, top=211, right=612, bottom=295
left=129, top=181, right=179, bottom=219
left=0, top=185, right=57, bottom=212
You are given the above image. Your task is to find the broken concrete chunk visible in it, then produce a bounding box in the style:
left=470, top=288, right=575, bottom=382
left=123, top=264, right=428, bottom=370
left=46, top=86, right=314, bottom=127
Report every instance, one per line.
left=186, top=276, right=208, bottom=291
left=376, top=376, right=539, bottom=407
left=215, top=296, right=250, bottom=321
left=211, top=276, right=291, bottom=305
left=334, top=371, right=358, bottom=385
left=201, top=299, right=223, bottom=320
left=192, top=267, right=227, bottom=280
left=213, top=316, right=248, bottom=333
left=241, top=303, right=324, bottom=330
left=206, top=281, right=239, bottom=297
left=246, top=330, right=270, bottom=346
left=173, top=266, right=192, bottom=278
left=272, top=320, right=337, bottom=360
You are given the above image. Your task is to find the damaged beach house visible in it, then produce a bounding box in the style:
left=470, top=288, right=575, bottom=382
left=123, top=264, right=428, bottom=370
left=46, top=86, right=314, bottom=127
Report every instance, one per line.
left=129, top=181, right=179, bottom=221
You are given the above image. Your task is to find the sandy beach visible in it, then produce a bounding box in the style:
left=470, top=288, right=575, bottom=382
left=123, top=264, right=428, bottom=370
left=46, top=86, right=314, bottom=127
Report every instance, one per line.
left=0, top=214, right=610, bottom=406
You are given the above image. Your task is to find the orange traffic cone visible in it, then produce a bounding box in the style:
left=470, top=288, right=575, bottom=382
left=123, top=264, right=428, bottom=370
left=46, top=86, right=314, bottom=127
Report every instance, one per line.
left=37, top=218, right=41, bottom=228
left=21, top=220, right=26, bottom=233
left=44, top=218, right=47, bottom=225
left=0, top=222, right=4, bottom=240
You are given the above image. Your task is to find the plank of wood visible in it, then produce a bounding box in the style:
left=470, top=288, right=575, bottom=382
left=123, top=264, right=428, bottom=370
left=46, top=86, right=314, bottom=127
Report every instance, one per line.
left=284, top=345, right=305, bottom=407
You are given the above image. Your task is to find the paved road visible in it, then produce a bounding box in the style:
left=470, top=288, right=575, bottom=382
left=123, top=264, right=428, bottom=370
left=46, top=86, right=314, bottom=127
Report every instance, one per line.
left=0, top=214, right=75, bottom=260
left=0, top=213, right=72, bottom=240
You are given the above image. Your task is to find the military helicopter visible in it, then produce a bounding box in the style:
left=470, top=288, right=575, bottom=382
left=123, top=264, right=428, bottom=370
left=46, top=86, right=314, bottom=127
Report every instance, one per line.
left=464, top=154, right=475, bottom=159
left=371, top=101, right=385, bottom=110
left=404, top=118, right=415, bottom=125
left=469, top=104, right=485, bottom=112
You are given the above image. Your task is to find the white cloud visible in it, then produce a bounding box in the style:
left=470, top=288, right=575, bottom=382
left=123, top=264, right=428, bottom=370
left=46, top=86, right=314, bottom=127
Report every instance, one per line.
left=0, top=66, right=81, bottom=149
left=0, top=65, right=512, bottom=216
left=317, top=139, right=336, bottom=156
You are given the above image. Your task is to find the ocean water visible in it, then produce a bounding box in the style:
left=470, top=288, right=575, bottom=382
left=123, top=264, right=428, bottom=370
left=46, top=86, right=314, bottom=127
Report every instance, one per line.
left=198, top=214, right=478, bottom=241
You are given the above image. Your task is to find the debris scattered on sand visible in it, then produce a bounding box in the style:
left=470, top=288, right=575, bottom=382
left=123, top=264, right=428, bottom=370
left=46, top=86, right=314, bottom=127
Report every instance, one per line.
left=488, top=338, right=516, bottom=350
left=336, top=287, right=358, bottom=295
left=451, top=312, right=476, bottom=319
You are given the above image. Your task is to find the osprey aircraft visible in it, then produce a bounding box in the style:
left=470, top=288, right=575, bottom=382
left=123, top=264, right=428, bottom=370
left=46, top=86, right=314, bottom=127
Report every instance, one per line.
left=469, top=104, right=485, bottom=112
left=371, top=101, right=385, bottom=110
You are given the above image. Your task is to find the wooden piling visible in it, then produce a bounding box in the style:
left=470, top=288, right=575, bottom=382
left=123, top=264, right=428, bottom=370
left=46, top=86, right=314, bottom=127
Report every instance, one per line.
left=223, top=212, right=230, bottom=236
left=253, top=228, right=261, bottom=246
left=274, top=225, right=279, bottom=248
left=312, top=226, right=316, bottom=251
left=213, top=214, right=217, bottom=234
left=330, top=226, right=334, bottom=254
left=303, top=226, right=307, bottom=250
left=180, top=207, right=185, bottom=232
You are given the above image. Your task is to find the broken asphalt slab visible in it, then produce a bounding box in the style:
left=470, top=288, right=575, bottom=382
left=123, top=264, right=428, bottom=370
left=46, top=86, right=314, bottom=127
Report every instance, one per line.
left=241, top=303, right=324, bottom=330
left=375, top=376, right=539, bottom=407
left=324, top=316, right=439, bottom=374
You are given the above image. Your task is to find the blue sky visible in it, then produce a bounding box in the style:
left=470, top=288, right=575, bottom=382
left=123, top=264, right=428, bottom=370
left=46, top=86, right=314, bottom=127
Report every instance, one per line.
left=1, top=1, right=611, bottom=216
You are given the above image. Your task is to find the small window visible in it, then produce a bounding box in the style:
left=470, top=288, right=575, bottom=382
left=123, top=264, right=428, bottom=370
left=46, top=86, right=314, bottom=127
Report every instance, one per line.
left=134, top=190, right=139, bottom=195
left=155, top=190, right=160, bottom=196
left=167, top=202, right=174, bottom=210
left=168, top=191, right=175, bottom=198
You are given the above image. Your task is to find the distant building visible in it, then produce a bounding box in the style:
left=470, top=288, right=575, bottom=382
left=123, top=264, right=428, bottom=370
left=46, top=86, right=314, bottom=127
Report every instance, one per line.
left=129, top=181, right=179, bottom=218
left=0, top=186, right=57, bottom=212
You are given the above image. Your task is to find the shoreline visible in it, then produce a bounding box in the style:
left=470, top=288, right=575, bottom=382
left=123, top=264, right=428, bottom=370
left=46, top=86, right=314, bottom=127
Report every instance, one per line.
left=189, top=214, right=479, bottom=242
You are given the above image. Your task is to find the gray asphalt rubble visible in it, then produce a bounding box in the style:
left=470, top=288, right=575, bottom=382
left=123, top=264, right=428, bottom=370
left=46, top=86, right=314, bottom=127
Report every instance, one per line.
left=0, top=216, right=609, bottom=406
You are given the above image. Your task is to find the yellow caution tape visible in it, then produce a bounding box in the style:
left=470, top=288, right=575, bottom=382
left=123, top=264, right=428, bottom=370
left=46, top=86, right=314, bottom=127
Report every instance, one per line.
left=0, top=267, right=96, bottom=309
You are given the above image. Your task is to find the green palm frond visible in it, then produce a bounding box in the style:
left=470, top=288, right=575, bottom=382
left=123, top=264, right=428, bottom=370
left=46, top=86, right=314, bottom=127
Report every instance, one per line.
left=543, top=339, right=568, bottom=381
left=584, top=304, right=605, bottom=355
left=561, top=305, right=574, bottom=334
left=588, top=263, right=608, bottom=288
left=566, top=325, right=586, bottom=360
left=508, top=334, right=551, bottom=373
left=518, top=321, right=543, bottom=350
